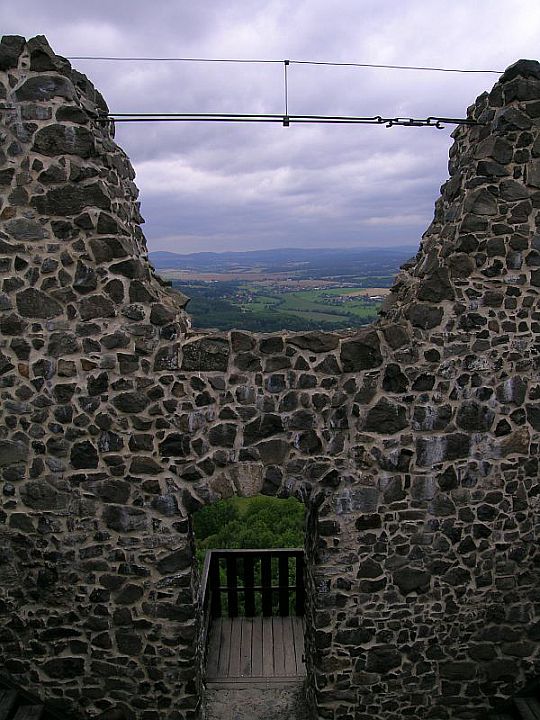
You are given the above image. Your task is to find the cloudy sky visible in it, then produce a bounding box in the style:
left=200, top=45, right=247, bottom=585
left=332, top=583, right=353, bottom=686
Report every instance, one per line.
left=2, top=1, right=540, bottom=253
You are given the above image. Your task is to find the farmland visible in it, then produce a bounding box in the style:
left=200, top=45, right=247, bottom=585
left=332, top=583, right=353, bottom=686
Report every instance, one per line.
left=151, top=246, right=415, bottom=332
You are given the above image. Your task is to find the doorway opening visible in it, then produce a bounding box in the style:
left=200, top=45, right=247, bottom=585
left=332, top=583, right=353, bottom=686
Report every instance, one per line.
left=193, top=495, right=306, bottom=683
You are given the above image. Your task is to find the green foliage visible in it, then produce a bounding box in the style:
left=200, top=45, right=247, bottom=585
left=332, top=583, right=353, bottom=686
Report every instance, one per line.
left=193, top=496, right=305, bottom=565
left=172, top=279, right=382, bottom=332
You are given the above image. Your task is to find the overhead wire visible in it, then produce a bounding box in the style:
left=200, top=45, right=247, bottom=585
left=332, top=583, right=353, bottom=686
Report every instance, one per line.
left=62, top=55, right=495, bottom=129
left=104, top=112, right=478, bottom=128
left=66, top=55, right=503, bottom=74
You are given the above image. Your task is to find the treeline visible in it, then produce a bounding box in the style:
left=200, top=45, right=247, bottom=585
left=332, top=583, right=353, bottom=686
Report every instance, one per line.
left=193, top=496, right=305, bottom=563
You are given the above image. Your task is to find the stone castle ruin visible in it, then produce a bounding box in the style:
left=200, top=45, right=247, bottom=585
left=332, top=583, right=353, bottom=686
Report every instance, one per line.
left=0, top=35, right=538, bottom=720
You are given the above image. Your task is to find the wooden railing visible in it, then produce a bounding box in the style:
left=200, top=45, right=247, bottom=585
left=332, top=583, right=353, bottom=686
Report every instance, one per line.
left=200, top=548, right=305, bottom=620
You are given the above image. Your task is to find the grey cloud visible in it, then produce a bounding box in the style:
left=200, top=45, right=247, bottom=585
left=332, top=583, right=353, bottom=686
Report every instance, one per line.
left=2, top=0, right=540, bottom=251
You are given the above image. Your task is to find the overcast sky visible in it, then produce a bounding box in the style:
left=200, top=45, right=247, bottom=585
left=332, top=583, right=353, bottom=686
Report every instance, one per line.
left=2, top=1, right=540, bottom=254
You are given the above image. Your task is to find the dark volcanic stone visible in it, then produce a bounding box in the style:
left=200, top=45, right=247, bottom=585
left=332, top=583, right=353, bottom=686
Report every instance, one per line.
left=407, top=303, right=443, bottom=329
left=296, top=430, right=322, bottom=453
left=130, top=457, right=162, bottom=475
left=110, top=259, right=144, bottom=279
left=0, top=169, right=15, bottom=186
left=235, top=352, right=262, bottom=372
left=150, top=303, right=176, bottom=326
left=42, top=657, right=84, bottom=679
left=87, top=372, right=109, bottom=396
left=21, top=481, right=69, bottom=511
left=456, top=400, right=495, bottom=432
left=16, top=288, right=62, bottom=318
left=112, top=392, right=149, bottom=414
left=231, top=331, right=255, bottom=351
left=27, top=35, right=70, bottom=73
left=526, top=405, right=540, bottom=430
left=0, top=35, right=25, bottom=71
left=5, top=218, right=48, bottom=241
left=182, top=338, right=230, bottom=371
left=156, top=547, right=192, bottom=574
left=288, top=332, right=339, bottom=352
left=79, top=294, right=115, bottom=321
left=103, top=506, right=147, bottom=533
left=0, top=314, right=26, bottom=336
left=15, top=74, right=75, bottom=102
left=500, top=59, right=540, bottom=83
left=364, top=398, right=407, bottom=434
left=340, top=331, right=382, bottom=372
left=417, top=267, right=455, bottom=302
left=33, top=124, right=95, bottom=158
left=159, top=433, right=188, bottom=457
left=335, top=628, right=373, bottom=645
left=255, top=439, right=289, bottom=464
left=89, top=237, right=129, bottom=263
left=440, top=662, right=477, bottom=680
left=48, top=332, right=79, bottom=357
left=115, top=584, right=144, bottom=604
left=366, top=646, right=401, bottom=673
left=70, top=440, right=99, bottom=469
left=32, top=182, right=110, bottom=215
left=393, top=567, right=431, bottom=594
left=244, top=414, right=284, bottom=443
left=357, top=558, right=383, bottom=579
left=208, top=423, right=237, bottom=447
left=0, top=439, right=28, bottom=467
left=73, top=261, right=98, bottom=294
left=382, top=323, right=409, bottom=349
left=382, top=364, right=408, bottom=393
left=56, top=105, right=89, bottom=124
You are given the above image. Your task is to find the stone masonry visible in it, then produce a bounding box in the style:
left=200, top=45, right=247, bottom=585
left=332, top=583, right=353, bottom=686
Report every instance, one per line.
left=0, top=35, right=539, bottom=720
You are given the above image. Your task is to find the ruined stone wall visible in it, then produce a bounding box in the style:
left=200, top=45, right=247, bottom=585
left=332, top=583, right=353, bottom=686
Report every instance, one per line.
left=0, top=36, right=539, bottom=720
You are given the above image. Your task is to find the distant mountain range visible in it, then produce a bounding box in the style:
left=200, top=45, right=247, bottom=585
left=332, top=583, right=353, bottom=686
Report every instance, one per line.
left=149, top=246, right=417, bottom=276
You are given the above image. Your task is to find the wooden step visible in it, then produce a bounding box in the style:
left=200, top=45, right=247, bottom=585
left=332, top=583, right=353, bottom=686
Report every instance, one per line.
left=0, top=690, right=18, bottom=720
left=515, top=698, right=540, bottom=720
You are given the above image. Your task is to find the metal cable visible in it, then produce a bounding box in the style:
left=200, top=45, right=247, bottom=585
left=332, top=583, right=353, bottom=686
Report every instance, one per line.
left=66, top=55, right=503, bottom=74
left=104, top=112, right=478, bottom=128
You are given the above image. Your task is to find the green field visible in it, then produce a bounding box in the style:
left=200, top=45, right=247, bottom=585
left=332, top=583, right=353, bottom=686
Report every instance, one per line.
left=176, top=280, right=384, bottom=332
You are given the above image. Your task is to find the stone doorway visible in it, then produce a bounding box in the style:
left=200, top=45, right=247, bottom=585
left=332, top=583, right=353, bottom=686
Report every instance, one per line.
left=189, top=490, right=317, bottom=719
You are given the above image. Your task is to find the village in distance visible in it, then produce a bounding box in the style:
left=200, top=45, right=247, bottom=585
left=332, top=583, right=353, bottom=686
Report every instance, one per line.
left=150, top=246, right=416, bottom=333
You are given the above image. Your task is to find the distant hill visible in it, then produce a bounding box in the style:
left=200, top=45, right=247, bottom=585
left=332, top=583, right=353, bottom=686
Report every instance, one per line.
left=149, top=246, right=417, bottom=276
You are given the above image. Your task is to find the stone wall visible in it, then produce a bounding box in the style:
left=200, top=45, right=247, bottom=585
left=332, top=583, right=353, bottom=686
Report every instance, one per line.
left=0, top=35, right=539, bottom=720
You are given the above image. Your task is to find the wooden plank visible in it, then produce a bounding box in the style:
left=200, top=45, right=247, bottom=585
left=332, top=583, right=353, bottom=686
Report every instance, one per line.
left=228, top=617, right=242, bottom=677
left=261, top=554, right=273, bottom=616
left=243, top=555, right=256, bottom=617
left=0, top=690, right=18, bottom=720
left=206, top=678, right=303, bottom=689
left=13, top=707, right=43, bottom=720
left=514, top=698, right=540, bottom=720
left=226, top=555, right=239, bottom=617
left=240, top=617, right=253, bottom=677
left=293, top=616, right=306, bottom=675
left=273, top=617, right=286, bottom=676
left=206, top=618, right=222, bottom=679
left=251, top=616, right=263, bottom=677
left=262, top=617, right=274, bottom=677
left=295, top=553, right=305, bottom=616
left=217, top=618, right=232, bottom=678
left=278, top=555, right=290, bottom=616
left=283, top=616, right=297, bottom=676
left=209, top=553, right=221, bottom=618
